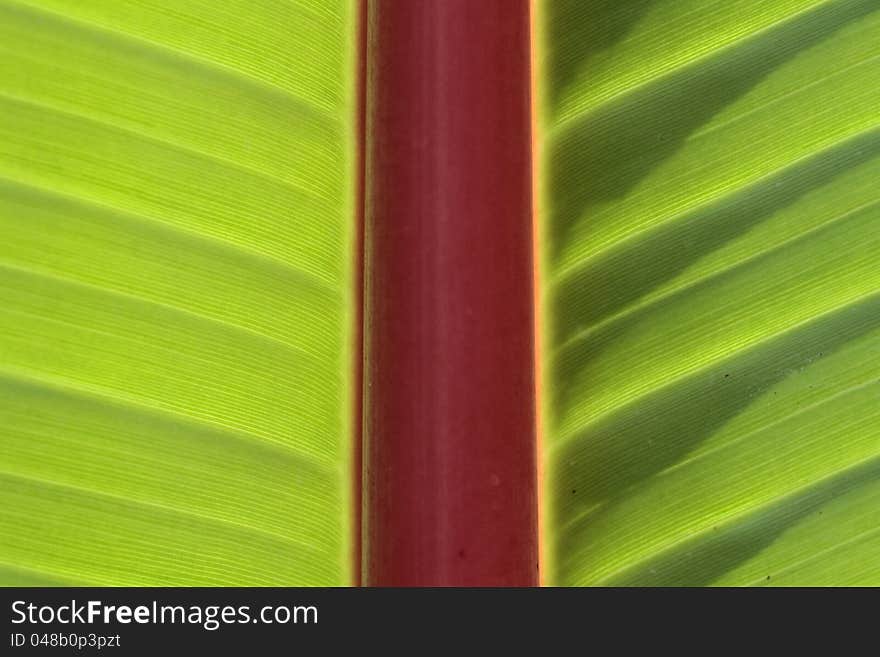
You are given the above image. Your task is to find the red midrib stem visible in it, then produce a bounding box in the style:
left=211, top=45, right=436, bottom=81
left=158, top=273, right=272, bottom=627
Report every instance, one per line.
left=361, top=0, right=538, bottom=586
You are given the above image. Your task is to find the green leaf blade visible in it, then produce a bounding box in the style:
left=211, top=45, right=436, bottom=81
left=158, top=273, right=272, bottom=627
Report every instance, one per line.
left=0, top=0, right=355, bottom=585
left=539, top=0, right=880, bottom=585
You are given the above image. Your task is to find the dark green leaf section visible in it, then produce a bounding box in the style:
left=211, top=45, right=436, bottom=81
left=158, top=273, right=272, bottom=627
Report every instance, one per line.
left=539, top=0, right=880, bottom=585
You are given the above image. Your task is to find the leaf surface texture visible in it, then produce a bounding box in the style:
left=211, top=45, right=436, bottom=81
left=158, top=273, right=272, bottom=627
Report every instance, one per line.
left=539, top=0, right=880, bottom=586
left=0, top=0, right=355, bottom=585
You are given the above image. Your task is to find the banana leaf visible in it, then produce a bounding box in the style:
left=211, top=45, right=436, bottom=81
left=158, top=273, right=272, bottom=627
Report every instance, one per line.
left=0, top=0, right=355, bottom=586
left=539, top=0, right=880, bottom=586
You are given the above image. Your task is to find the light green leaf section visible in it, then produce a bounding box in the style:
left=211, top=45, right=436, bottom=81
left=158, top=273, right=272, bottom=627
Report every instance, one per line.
left=538, top=0, right=880, bottom=585
left=0, top=0, right=355, bottom=585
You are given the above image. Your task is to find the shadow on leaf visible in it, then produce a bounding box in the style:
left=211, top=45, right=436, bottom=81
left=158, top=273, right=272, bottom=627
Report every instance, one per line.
left=551, top=129, right=880, bottom=345
left=553, top=293, right=880, bottom=583
left=607, top=454, right=880, bottom=586
left=543, top=0, right=654, bottom=112
left=546, top=0, right=877, bottom=264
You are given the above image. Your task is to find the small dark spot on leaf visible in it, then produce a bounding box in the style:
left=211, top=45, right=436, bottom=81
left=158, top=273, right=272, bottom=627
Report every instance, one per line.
left=766, top=575, right=771, bottom=581
left=458, top=549, right=466, bottom=559
left=724, top=373, right=730, bottom=378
